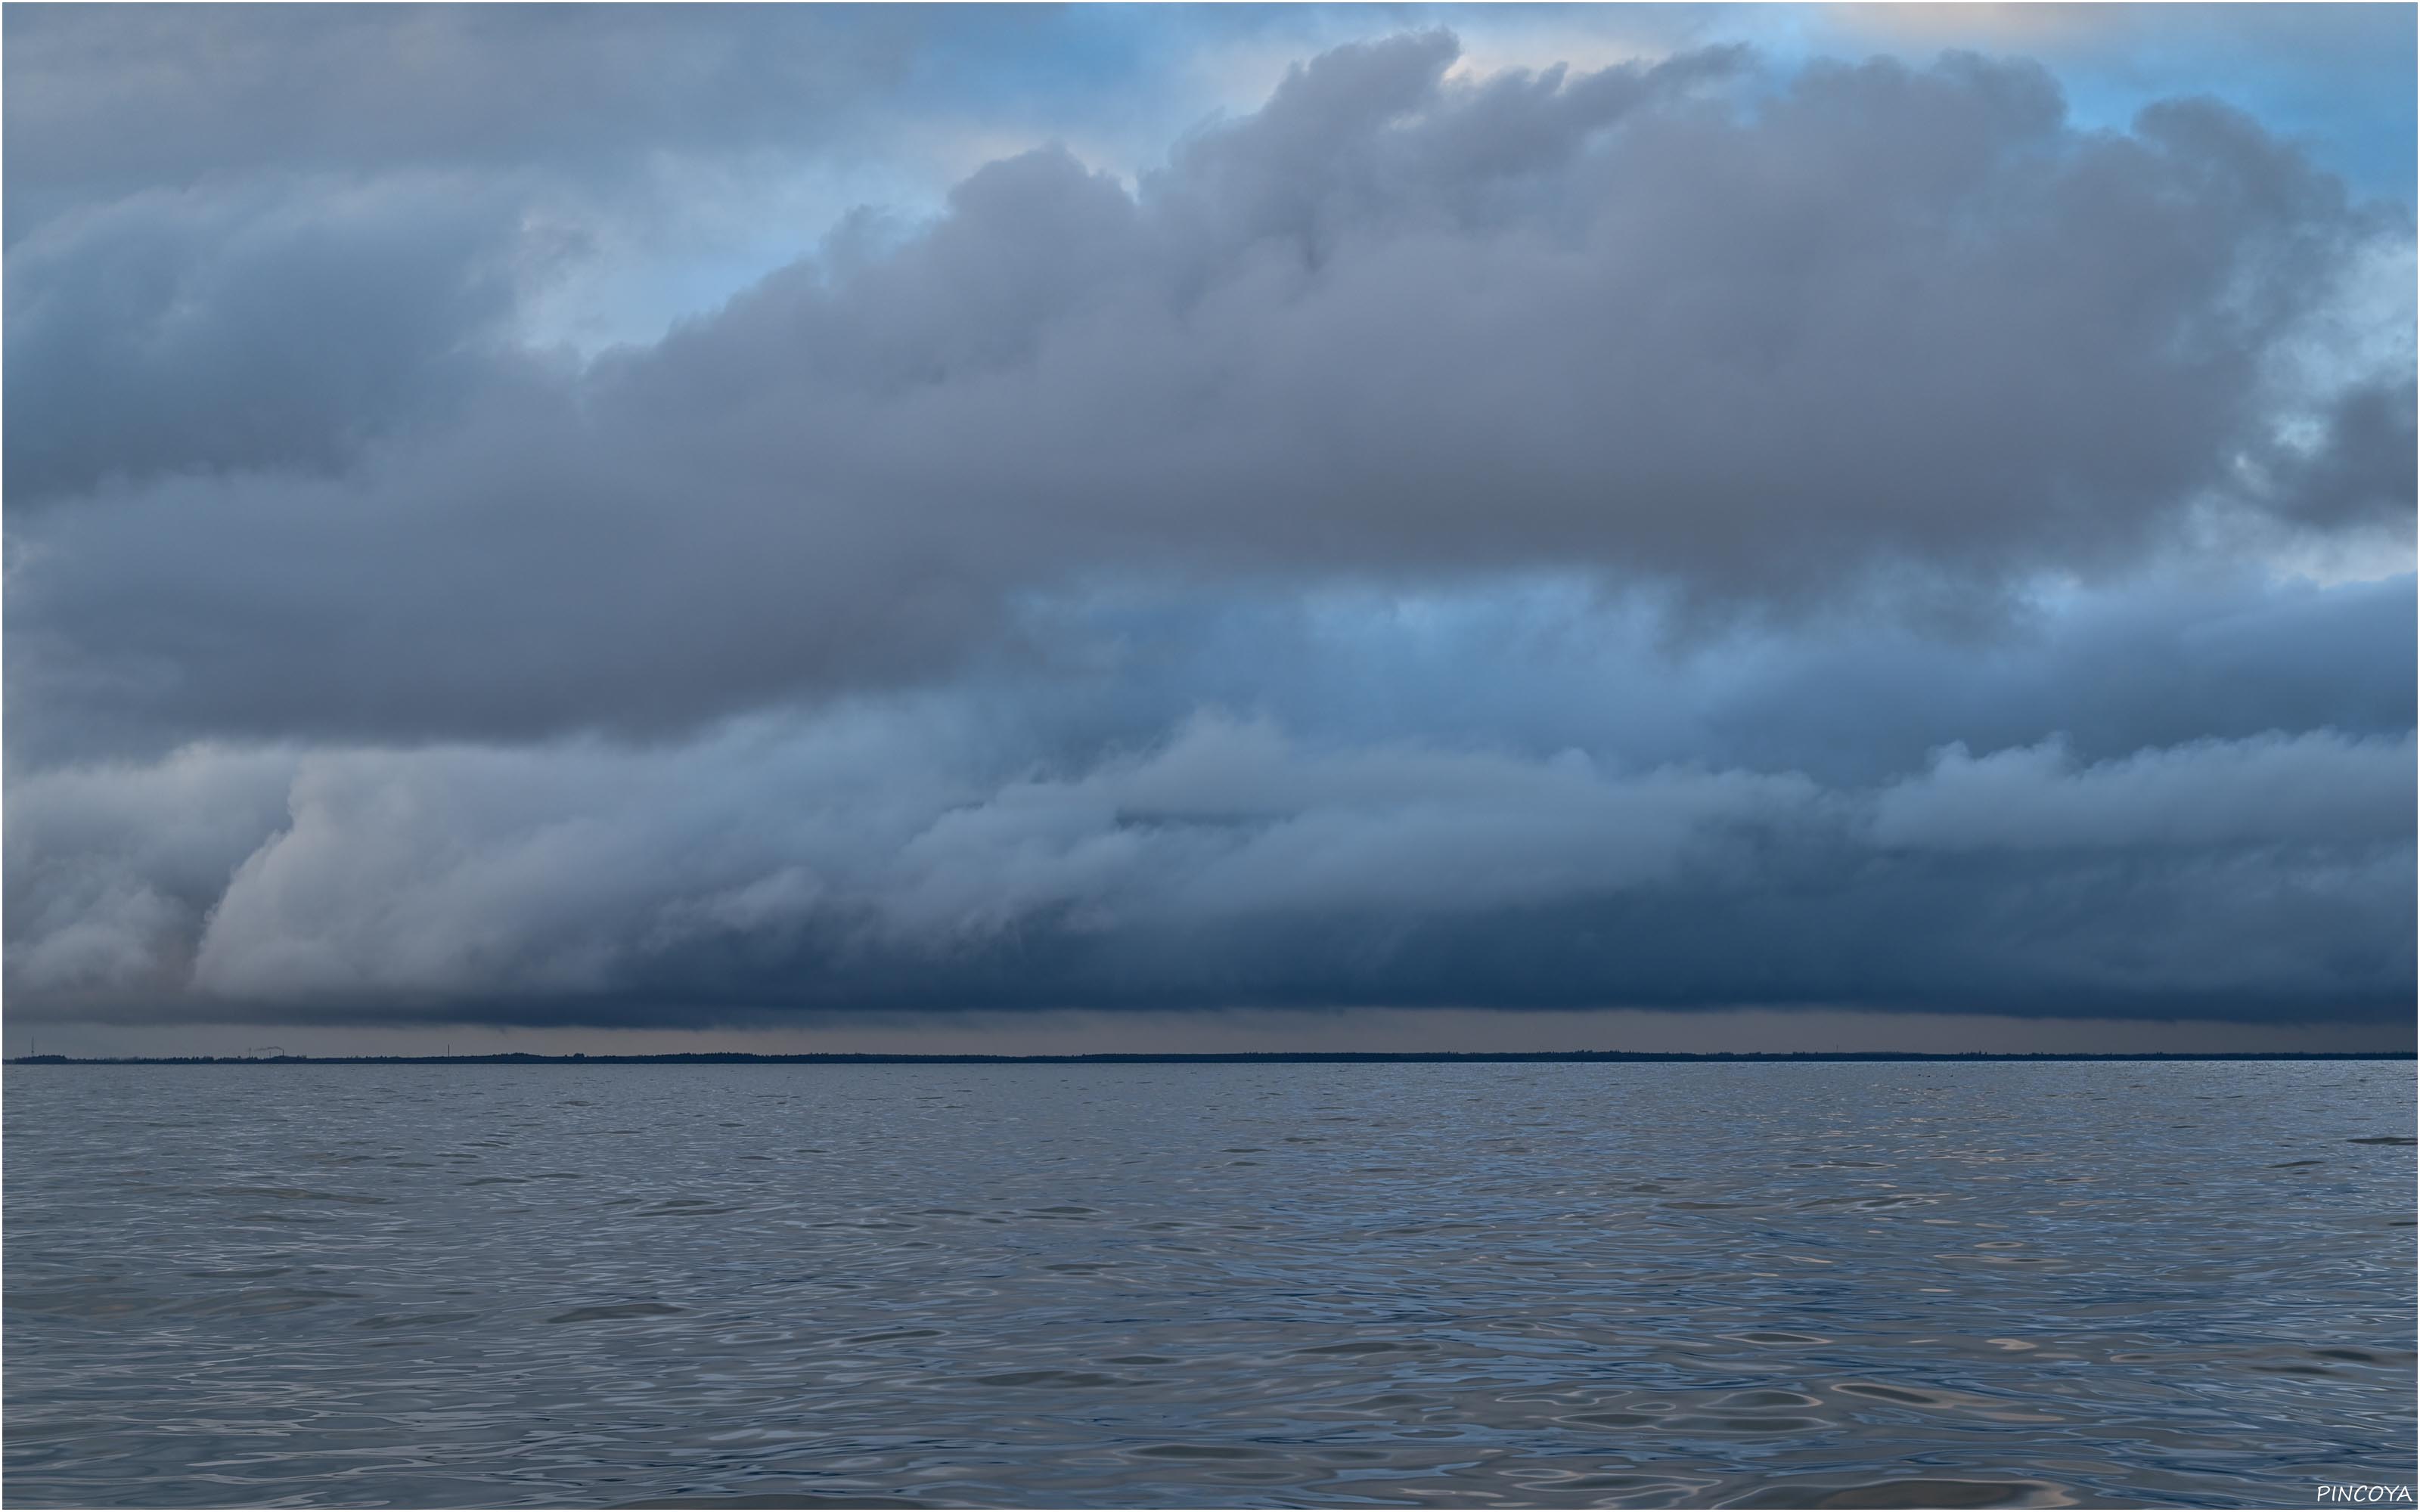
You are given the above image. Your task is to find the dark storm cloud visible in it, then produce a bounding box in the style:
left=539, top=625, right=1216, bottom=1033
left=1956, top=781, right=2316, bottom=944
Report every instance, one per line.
left=7, top=571, right=2412, bottom=1026
left=6, top=702, right=2409, bottom=1024
left=9, top=36, right=2409, bottom=751
left=5, top=20, right=2410, bottom=1032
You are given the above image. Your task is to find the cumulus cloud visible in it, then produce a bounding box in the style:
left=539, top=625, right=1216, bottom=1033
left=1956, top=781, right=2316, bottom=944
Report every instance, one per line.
left=10, top=36, right=2409, bottom=752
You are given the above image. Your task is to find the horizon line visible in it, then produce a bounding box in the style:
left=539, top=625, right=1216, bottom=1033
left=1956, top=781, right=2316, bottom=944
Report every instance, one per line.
left=9, top=1050, right=2413, bottom=1067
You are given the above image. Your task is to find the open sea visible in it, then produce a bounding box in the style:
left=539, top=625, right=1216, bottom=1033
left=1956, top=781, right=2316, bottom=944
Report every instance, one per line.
left=4, top=1060, right=2413, bottom=1508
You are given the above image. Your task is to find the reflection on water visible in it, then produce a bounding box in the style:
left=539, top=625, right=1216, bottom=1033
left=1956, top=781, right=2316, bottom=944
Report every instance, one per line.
left=5, top=1061, right=2412, bottom=1507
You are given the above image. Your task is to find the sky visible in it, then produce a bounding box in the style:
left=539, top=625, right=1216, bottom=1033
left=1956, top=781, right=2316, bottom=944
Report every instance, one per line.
left=5, top=3, right=2414, bottom=1056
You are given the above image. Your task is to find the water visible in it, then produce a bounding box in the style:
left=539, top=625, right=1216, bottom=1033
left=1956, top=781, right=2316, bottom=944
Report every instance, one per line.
left=5, top=1061, right=2412, bottom=1508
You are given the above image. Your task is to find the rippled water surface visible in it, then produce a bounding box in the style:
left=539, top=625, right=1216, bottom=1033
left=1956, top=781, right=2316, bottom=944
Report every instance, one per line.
left=6, top=1061, right=2413, bottom=1507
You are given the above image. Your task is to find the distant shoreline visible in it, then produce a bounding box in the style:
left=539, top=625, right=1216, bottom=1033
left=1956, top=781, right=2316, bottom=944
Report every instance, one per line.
left=8, top=1050, right=2413, bottom=1066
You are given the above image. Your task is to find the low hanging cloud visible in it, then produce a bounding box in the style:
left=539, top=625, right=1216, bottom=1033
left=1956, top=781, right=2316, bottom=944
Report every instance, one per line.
left=8, top=702, right=2408, bottom=1025
left=10, top=35, right=2410, bottom=755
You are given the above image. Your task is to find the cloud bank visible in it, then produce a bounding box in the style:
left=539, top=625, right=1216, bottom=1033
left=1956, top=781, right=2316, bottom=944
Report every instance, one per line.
left=5, top=16, right=2410, bottom=1033
left=11, top=691, right=2410, bottom=1024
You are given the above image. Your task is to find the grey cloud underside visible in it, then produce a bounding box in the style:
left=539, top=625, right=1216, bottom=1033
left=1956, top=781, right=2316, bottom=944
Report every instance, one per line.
left=9, top=36, right=2411, bottom=751
left=8, top=572, right=2413, bottom=1024
left=7, top=702, right=2409, bottom=1025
